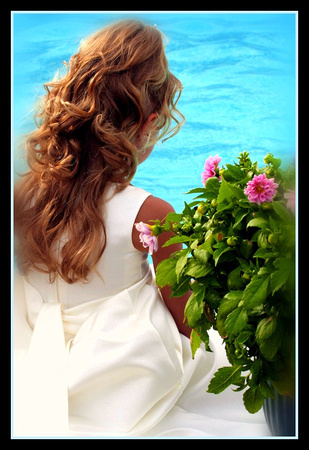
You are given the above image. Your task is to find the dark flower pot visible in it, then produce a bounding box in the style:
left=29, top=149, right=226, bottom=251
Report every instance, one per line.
left=263, top=391, right=295, bottom=436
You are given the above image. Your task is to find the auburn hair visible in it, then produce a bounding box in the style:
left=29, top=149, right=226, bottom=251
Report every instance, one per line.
left=14, top=19, right=184, bottom=283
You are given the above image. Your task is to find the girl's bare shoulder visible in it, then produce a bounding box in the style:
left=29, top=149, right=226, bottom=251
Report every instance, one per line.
left=132, top=195, right=176, bottom=252
left=137, top=195, right=175, bottom=222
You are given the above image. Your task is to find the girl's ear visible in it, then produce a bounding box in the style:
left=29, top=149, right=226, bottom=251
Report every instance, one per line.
left=135, top=113, right=159, bottom=152
left=141, top=113, right=158, bottom=134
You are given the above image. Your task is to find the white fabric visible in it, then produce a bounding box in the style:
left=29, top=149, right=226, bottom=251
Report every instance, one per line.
left=13, top=184, right=271, bottom=438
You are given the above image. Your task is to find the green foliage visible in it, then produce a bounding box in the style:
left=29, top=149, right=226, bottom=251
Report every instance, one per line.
left=154, top=151, right=295, bottom=414
left=207, top=366, right=243, bottom=394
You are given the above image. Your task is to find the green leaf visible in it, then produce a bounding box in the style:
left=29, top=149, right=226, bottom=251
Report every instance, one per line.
left=193, top=248, right=210, bottom=265
left=223, top=290, right=244, bottom=303
left=217, top=176, right=233, bottom=204
left=249, top=359, right=262, bottom=388
left=195, top=322, right=212, bottom=352
left=259, top=379, right=276, bottom=400
left=253, top=248, right=275, bottom=259
left=156, top=257, right=177, bottom=287
left=185, top=187, right=207, bottom=195
left=171, top=275, right=191, bottom=297
left=225, top=307, right=248, bottom=337
left=272, top=200, right=292, bottom=223
left=236, top=257, right=250, bottom=272
left=243, top=387, right=265, bottom=414
left=242, top=275, right=270, bottom=309
left=204, top=176, right=220, bottom=200
left=162, top=235, right=195, bottom=247
left=217, top=291, right=243, bottom=337
left=188, top=200, right=204, bottom=208
left=190, top=239, right=199, bottom=250
left=182, top=201, right=195, bottom=218
left=227, top=266, right=246, bottom=290
left=256, top=316, right=277, bottom=342
left=207, top=366, right=242, bottom=394
left=184, top=258, right=213, bottom=278
left=218, top=176, right=247, bottom=204
left=224, top=163, right=244, bottom=181
left=216, top=200, right=234, bottom=213
left=256, top=321, right=282, bottom=361
left=163, top=212, right=183, bottom=228
left=239, top=240, right=254, bottom=259
left=268, top=215, right=279, bottom=233
left=190, top=329, right=202, bottom=359
left=202, top=230, right=215, bottom=254
left=235, top=330, right=253, bottom=345
left=247, top=217, right=269, bottom=229
left=205, top=288, right=222, bottom=308
left=184, top=288, right=205, bottom=327
left=233, top=209, right=249, bottom=229
left=270, top=257, right=293, bottom=295
left=191, top=280, right=207, bottom=295
left=213, top=244, right=233, bottom=266
left=175, top=247, right=191, bottom=281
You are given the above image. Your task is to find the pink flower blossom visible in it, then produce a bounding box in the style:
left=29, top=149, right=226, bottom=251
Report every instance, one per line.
left=284, top=189, right=295, bottom=214
left=201, top=155, right=222, bottom=185
left=135, top=222, right=158, bottom=255
left=244, top=173, right=278, bottom=204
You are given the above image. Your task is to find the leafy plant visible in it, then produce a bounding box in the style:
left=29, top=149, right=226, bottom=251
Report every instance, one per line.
left=146, top=152, right=295, bottom=414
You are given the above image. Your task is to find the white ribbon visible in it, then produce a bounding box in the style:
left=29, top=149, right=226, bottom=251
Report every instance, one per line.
left=14, top=302, right=69, bottom=437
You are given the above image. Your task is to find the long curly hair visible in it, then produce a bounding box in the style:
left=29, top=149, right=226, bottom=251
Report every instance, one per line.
left=14, top=20, right=184, bottom=283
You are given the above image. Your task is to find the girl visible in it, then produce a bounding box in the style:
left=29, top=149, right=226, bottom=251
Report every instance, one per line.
left=13, top=19, right=270, bottom=438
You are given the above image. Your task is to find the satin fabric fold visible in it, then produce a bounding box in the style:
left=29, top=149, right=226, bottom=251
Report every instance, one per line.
left=14, top=269, right=217, bottom=437
left=13, top=269, right=270, bottom=438
left=13, top=281, right=69, bottom=437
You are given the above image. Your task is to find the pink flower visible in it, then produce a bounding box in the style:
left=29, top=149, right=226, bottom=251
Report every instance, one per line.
left=244, top=173, right=278, bottom=204
left=135, top=222, right=159, bottom=255
left=284, top=189, right=295, bottom=214
left=201, top=155, right=222, bottom=185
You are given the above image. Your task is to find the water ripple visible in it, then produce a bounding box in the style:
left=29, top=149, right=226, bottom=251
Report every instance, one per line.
left=13, top=12, right=296, bottom=210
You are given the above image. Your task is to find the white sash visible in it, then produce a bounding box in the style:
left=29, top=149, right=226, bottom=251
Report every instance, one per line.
left=13, top=276, right=69, bottom=437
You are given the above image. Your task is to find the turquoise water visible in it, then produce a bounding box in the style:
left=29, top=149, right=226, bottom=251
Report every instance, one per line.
left=12, top=12, right=297, bottom=212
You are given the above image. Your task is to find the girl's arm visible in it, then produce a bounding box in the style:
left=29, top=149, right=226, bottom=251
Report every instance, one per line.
left=132, top=195, right=191, bottom=339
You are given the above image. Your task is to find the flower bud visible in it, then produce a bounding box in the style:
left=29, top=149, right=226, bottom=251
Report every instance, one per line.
left=267, top=233, right=279, bottom=246
left=216, top=231, right=224, bottom=242
left=182, top=223, right=192, bottom=233
left=197, top=202, right=208, bottom=215
left=194, top=222, right=202, bottom=232
left=263, top=154, right=273, bottom=164
left=148, top=223, right=162, bottom=237
left=241, top=272, right=251, bottom=282
left=172, top=222, right=181, bottom=233
left=227, top=236, right=238, bottom=246
left=261, top=202, right=273, bottom=210
left=257, top=232, right=270, bottom=249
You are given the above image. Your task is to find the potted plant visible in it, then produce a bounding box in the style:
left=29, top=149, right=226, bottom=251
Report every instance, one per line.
left=137, top=151, right=296, bottom=435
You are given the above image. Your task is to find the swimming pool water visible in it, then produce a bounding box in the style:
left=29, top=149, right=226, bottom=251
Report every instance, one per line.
left=12, top=11, right=297, bottom=213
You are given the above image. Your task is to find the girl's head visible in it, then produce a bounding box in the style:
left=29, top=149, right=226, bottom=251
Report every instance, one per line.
left=30, top=19, right=184, bottom=183
left=15, top=19, right=184, bottom=283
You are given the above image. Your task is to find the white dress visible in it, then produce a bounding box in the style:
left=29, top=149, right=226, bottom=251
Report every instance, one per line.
left=13, top=184, right=271, bottom=438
